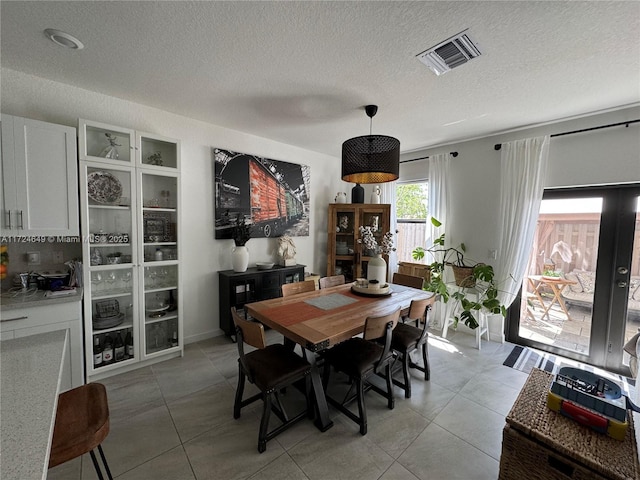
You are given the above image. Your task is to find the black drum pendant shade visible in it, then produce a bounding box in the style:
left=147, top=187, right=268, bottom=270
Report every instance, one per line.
left=341, top=105, right=400, bottom=184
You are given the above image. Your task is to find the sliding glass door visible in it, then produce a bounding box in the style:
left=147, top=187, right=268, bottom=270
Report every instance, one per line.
left=507, top=184, right=640, bottom=375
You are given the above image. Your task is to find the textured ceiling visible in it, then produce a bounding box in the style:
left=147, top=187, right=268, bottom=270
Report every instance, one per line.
left=1, top=1, right=639, bottom=157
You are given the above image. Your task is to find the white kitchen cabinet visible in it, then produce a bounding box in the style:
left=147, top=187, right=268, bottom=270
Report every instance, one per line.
left=0, top=114, right=79, bottom=236
left=79, top=119, right=182, bottom=381
left=0, top=300, right=84, bottom=392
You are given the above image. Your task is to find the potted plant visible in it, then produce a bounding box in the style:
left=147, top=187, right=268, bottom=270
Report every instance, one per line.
left=231, top=213, right=253, bottom=272
left=412, top=218, right=507, bottom=329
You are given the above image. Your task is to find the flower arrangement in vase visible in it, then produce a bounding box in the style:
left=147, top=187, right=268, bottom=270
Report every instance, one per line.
left=231, top=214, right=253, bottom=272
left=358, top=226, right=395, bottom=285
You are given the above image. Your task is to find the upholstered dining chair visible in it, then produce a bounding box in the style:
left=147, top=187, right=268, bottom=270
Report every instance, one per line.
left=48, top=383, right=113, bottom=480
left=281, top=279, right=316, bottom=296
left=231, top=307, right=313, bottom=453
left=319, top=274, right=346, bottom=289
left=389, top=296, right=436, bottom=398
left=322, top=308, right=400, bottom=435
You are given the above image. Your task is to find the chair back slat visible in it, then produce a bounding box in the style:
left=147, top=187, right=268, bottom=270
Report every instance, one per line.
left=231, top=307, right=266, bottom=350
left=319, top=275, right=346, bottom=289
left=281, top=280, right=316, bottom=297
left=363, top=308, right=400, bottom=341
left=392, top=272, right=424, bottom=290
left=407, top=296, right=436, bottom=322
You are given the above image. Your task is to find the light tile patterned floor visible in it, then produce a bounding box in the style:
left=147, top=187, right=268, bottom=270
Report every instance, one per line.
left=48, top=329, right=528, bottom=480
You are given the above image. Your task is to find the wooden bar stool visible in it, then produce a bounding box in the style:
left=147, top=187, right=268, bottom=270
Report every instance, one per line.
left=48, top=383, right=113, bottom=480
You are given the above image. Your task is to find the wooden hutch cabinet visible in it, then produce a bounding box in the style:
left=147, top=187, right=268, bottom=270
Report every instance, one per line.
left=326, top=203, right=391, bottom=283
left=218, top=264, right=305, bottom=337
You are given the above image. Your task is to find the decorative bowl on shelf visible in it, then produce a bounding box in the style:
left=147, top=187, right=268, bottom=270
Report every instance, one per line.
left=87, top=171, right=122, bottom=205
left=256, top=262, right=275, bottom=270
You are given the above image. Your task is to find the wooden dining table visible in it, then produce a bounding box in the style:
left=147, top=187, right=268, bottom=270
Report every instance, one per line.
left=245, top=282, right=433, bottom=431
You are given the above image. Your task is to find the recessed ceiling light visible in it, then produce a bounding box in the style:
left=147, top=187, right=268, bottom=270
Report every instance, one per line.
left=44, top=29, right=84, bottom=50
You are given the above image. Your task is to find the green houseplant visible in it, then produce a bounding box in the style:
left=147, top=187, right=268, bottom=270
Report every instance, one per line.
left=412, top=218, right=507, bottom=329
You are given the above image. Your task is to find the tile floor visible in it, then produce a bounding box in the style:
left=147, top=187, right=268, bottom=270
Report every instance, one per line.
left=48, top=329, right=530, bottom=480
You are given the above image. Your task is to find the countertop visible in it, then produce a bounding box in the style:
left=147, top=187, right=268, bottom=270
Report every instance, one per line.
left=0, top=330, right=68, bottom=480
left=0, top=287, right=83, bottom=313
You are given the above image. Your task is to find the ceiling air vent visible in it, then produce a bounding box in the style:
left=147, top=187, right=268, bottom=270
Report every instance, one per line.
left=416, top=30, right=481, bottom=76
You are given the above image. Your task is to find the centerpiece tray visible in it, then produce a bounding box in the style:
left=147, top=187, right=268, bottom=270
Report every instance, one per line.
left=350, top=282, right=392, bottom=297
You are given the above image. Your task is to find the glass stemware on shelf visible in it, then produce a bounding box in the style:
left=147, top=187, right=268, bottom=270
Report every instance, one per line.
left=120, top=271, right=132, bottom=291
left=158, top=268, right=169, bottom=287
left=106, top=272, right=117, bottom=293
left=91, top=272, right=103, bottom=295
left=145, top=267, right=157, bottom=290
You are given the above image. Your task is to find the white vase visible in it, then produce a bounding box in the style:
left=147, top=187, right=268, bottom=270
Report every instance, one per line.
left=367, top=254, right=387, bottom=285
left=232, top=245, right=249, bottom=272
left=370, top=185, right=381, bottom=204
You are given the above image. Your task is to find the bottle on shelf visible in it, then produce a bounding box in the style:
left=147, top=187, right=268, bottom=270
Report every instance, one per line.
left=102, top=334, right=114, bottom=364
left=171, top=330, right=178, bottom=347
left=93, top=336, right=103, bottom=368
left=125, top=330, right=134, bottom=358
left=155, top=248, right=163, bottom=261
left=114, top=331, right=125, bottom=361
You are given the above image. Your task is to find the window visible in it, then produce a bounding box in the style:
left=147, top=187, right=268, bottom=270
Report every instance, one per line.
left=395, top=182, right=428, bottom=263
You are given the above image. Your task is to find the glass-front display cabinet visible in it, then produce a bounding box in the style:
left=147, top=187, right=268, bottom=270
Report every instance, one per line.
left=326, top=203, right=391, bottom=282
left=80, top=119, right=182, bottom=380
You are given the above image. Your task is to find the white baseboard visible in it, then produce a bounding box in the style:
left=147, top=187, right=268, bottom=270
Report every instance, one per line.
left=184, top=329, right=225, bottom=344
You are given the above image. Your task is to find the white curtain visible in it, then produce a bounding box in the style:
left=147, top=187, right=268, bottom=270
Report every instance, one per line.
left=426, top=153, right=451, bottom=328
left=495, top=136, right=550, bottom=307
left=427, top=153, right=451, bottom=248
left=380, top=181, right=398, bottom=275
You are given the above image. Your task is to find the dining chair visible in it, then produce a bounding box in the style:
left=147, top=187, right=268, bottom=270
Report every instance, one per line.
left=389, top=296, right=436, bottom=398
left=319, top=274, right=346, bottom=289
left=231, top=307, right=313, bottom=453
left=321, top=308, right=400, bottom=435
left=281, top=279, right=316, bottom=296
left=392, top=272, right=424, bottom=290
left=48, top=383, right=113, bottom=480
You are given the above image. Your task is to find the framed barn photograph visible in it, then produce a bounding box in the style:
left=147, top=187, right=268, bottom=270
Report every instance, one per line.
left=213, top=148, right=310, bottom=239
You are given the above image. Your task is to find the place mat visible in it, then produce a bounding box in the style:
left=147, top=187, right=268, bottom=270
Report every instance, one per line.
left=304, top=293, right=358, bottom=310
left=506, top=369, right=638, bottom=480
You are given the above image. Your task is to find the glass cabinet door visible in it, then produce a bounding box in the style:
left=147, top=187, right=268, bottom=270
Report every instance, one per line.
left=332, top=206, right=356, bottom=282
left=139, top=170, right=180, bottom=357
left=81, top=162, right=138, bottom=374
left=137, top=132, right=180, bottom=170
left=79, top=119, right=135, bottom=165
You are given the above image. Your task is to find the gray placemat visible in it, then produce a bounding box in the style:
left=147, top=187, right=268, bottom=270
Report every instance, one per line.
left=304, top=293, right=358, bottom=310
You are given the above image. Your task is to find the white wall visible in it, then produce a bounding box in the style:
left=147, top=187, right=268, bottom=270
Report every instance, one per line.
left=400, top=106, right=640, bottom=266
left=1, top=68, right=340, bottom=341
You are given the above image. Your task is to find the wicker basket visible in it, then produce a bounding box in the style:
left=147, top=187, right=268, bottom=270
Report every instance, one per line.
left=452, top=265, right=475, bottom=287
left=500, top=424, right=603, bottom=480
left=499, top=369, right=638, bottom=480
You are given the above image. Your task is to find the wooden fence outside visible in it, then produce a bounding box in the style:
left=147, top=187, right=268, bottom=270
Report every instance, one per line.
left=397, top=214, right=640, bottom=276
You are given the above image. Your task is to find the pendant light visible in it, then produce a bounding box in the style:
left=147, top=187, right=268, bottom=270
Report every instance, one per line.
left=341, top=105, right=400, bottom=184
